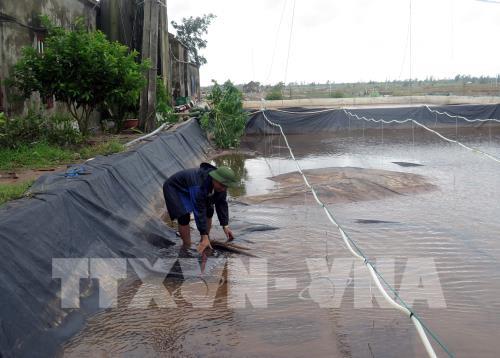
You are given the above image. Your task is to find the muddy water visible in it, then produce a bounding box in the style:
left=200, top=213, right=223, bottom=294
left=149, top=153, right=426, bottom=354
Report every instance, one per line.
left=63, top=127, right=500, bottom=357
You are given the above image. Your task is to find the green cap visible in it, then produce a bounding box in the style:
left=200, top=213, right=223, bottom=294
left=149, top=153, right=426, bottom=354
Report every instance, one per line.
left=209, top=166, right=239, bottom=187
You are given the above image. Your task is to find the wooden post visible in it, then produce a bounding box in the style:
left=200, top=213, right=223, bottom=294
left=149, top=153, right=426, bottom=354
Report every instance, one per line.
left=109, top=0, right=119, bottom=42
left=139, top=0, right=159, bottom=132
left=183, top=45, right=188, bottom=97
left=139, top=0, right=151, bottom=128
left=178, top=43, right=185, bottom=98
left=99, top=0, right=119, bottom=42
left=159, top=0, right=171, bottom=101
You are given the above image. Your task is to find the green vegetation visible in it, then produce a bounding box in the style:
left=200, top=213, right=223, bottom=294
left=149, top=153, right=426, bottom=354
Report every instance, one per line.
left=171, top=14, right=216, bottom=66
left=0, top=143, right=75, bottom=171
left=0, top=17, right=149, bottom=206
left=238, top=74, right=500, bottom=101
left=330, top=90, right=344, bottom=98
left=0, top=140, right=123, bottom=172
left=0, top=180, right=34, bottom=205
left=156, top=77, right=177, bottom=124
left=78, top=140, right=124, bottom=159
left=0, top=109, right=124, bottom=205
left=201, top=80, right=247, bottom=149
left=0, top=110, right=81, bottom=149
left=10, top=16, right=148, bottom=135
left=265, top=82, right=284, bottom=100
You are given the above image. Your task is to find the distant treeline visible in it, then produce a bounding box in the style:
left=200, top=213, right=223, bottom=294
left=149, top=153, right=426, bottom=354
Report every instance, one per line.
left=207, top=75, right=500, bottom=100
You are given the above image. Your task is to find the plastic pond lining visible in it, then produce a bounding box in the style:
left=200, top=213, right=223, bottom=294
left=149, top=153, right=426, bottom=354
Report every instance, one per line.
left=0, top=119, right=209, bottom=357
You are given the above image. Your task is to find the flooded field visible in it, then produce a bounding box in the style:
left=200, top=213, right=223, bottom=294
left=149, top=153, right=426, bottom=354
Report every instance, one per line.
left=63, top=126, right=500, bottom=357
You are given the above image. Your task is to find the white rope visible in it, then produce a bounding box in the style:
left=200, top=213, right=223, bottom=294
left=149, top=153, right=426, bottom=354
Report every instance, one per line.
left=124, top=114, right=171, bottom=147
left=259, top=105, right=500, bottom=164
left=342, top=109, right=500, bottom=164
left=264, top=105, right=500, bottom=124
left=272, top=107, right=338, bottom=114
left=260, top=109, right=447, bottom=358
left=265, top=0, right=288, bottom=84
left=283, top=0, right=296, bottom=88
left=424, top=105, right=500, bottom=124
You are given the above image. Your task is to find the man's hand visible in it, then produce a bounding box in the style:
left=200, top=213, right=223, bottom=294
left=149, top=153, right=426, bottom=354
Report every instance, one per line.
left=197, top=234, right=212, bottom=254
left=223, top=226, right=234, bottom=242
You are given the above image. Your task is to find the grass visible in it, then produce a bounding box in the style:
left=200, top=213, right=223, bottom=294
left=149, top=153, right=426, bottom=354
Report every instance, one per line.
left=0, top=143, right=76, bottom=171
left=0, top=139, right=125, bottom=205
left=0, top=140, right=125, bottom=171
left=79, top=140, right=124, bottom=159
left=0, top=180, right=34, bottom=205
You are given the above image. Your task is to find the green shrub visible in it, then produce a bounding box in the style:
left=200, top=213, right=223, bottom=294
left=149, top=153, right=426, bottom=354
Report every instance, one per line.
left=0, top=110, right=43, bottom=147
left=0, top=111, right=81, bottom=149
left=330, top=90, right=345, bottom=98
left=10, top=16, right=148, bottom=135
left=200, top=80, right=247, bottom=149
left=265, top=82, right=284, bottom=100
left=156, top=78, right=177, bottom=124
left=265, top=90, right=283, bottom=100
left=45, top=113, right=82, bottom=146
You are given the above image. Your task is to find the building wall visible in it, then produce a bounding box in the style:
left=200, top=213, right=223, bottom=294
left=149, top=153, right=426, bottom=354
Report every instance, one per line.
left=0, top=0, right=199, bottom=115
left=0, top=0, right=98, bottom=114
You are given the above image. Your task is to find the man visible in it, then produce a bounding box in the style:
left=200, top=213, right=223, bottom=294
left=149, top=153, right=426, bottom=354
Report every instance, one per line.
left=163, top=163, right=238, bottom=253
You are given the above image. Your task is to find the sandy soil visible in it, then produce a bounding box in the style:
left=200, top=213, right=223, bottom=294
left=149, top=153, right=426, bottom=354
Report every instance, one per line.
left=242, top=166, right=436, bottom=205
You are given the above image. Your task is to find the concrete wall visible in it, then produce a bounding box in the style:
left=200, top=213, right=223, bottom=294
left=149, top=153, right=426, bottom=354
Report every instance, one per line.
left=244, top=95, right=500, bottom=109
left=0, top=0, right=98, bottom=114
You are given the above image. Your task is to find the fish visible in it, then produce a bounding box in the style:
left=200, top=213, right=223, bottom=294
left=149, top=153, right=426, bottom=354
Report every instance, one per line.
left=355, top=219, right=399, bottom=224
left=392, top=161, right=423, bottom=167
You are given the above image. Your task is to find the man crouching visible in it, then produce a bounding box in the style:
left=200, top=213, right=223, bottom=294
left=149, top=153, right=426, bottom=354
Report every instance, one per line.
left=163, top=163, right=238, bottom=253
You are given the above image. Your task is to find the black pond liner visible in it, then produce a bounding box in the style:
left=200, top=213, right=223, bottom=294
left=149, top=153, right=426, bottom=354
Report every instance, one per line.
left=0, top=120, right=210, bottom=357
left=245, top=104, right=500, bottom=134
left=2, top=104, right=500, bottom=356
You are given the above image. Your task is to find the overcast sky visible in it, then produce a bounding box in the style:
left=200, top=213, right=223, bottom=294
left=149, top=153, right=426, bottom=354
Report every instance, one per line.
left=168, top=0, right=500, bottom=86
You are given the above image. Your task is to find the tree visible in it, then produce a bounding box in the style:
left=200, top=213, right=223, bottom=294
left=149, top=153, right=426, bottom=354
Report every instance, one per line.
left=265, top=82, right=284, bottom=100
left=11, top=17, right=149, bottom=135
left=242, top=81, right=261, bottom=93
left=104, top=43, right=149, bottom=133
left=171, top=14, right=216, bottom=67
left=200, top=80, right=247, bottom=149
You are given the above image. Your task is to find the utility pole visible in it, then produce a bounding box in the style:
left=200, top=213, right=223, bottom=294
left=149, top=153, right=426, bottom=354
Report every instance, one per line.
left=139, top=0, right=159, bottom=132
left=159, top=0, right=171, bottom=102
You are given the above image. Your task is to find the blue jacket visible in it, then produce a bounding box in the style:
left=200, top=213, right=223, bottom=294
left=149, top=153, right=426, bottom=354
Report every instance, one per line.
left=163, top=163, right=229, bottom=235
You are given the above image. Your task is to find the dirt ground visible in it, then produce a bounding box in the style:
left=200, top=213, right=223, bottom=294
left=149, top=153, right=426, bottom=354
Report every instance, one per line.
left=0, top=166, right=69, bottom=185
left=0, top=131, right=146, bottom=185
